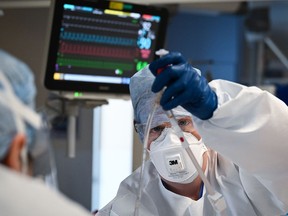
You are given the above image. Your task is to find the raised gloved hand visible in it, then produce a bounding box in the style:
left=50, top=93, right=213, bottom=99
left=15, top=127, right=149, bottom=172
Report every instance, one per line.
left=149, top=52, right=217, bottom=120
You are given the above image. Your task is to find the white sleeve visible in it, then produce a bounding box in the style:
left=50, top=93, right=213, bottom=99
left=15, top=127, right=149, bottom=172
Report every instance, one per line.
left=193, top=79, right=288, bottom=180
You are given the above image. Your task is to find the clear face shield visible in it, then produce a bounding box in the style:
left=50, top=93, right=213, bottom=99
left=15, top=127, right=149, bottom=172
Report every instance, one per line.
left=136, top=114, right=208, bottom=184
left=135, top=115, right=199, bottom=145
left=0, top=71, right=58, bottom=189
left=135, top=108, right=208, bottom=182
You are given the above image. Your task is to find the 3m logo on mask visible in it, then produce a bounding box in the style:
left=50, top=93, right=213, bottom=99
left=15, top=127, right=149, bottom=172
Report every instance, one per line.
left=166, top=154, right=185, bottom=173
left=169, top=160, right=178, bottom=165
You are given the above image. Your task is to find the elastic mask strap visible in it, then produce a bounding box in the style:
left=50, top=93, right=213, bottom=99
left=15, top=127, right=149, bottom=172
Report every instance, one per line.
left=0, top=71, right=41, bottom=130
left=0, top=91, right=26, bottom=133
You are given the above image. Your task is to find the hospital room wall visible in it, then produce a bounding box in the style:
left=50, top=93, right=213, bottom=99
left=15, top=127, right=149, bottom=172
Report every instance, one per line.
left=165, top=11, right=245, bottom=83
left=0, top=8, right=50, bottom=107
left=162, top=2, right=288, bottom=89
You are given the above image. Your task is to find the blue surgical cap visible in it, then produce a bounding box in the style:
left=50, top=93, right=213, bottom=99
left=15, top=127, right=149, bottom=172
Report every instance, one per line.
left=0, top=49, right=37, bottom=160
left=129, top=65, right=191, bottom=142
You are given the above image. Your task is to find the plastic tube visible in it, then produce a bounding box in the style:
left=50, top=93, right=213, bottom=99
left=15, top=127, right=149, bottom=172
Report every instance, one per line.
left=134, top=102, right=159, bottom=216
left=166, top=110, right=227, bottom=215
left=134, top=49, right=227, bottom=215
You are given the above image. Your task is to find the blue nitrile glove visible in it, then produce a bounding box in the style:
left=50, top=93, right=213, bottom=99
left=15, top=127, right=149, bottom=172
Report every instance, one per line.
left=149, top=52, right=217, bottom=120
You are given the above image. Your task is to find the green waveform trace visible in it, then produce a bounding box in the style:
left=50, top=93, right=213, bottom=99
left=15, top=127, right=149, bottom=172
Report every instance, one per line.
left=57, top=57, right=134, bottom=71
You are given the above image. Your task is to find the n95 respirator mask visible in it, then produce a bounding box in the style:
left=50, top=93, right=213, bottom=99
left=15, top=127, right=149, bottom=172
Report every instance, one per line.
left=149, top=128, right=207, bottom=184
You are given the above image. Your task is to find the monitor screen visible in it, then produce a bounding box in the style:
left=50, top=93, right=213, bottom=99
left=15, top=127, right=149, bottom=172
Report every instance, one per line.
left=44, top=0, right=169, bottom=99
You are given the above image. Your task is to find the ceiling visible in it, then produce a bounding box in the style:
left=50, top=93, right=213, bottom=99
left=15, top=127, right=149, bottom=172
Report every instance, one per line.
left=117, top=0, right=271, bottom=5
left=0, top=0, right=274, bottom=8
left=0, top=0, right=280, bottom=16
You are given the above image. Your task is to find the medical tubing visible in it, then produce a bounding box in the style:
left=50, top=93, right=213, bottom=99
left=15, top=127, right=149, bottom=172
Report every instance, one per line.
left=167, top=110, right=227, bottom=216
left=151, top=49, right=226, bottom=215
left=134, top=51, right=167, bottom=215
left=134, top=103, right=158, bottom=216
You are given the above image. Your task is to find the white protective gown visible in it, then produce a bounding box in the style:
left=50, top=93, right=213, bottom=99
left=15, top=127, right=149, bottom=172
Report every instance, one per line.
left=97, top=79, right=288, bottom=216
left=0, top=165, right=92, bottom=216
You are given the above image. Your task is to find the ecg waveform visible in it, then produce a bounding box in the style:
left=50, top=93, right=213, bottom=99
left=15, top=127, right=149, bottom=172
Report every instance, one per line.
left=57, top=57, right=134, bottom=71
left=59, top=42, right=139, bottom=59
left=63, top=15, right=139, bottom=28
left=62, top=22, right=138, bottom=35
left=60, top=32, right=137, bottom=46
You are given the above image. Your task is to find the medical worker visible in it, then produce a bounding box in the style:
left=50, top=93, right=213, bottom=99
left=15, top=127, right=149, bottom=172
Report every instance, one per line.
left=97, top=52, right=288, bottom=216
left=0, top=49, right=93, bottom=216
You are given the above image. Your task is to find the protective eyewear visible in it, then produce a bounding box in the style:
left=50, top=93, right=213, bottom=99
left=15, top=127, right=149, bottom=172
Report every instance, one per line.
left=135, top=116, right=195, bottom=143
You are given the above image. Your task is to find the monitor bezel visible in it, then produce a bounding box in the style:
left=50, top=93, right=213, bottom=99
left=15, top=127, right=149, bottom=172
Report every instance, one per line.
left=44, top=0, right=169, bottom=96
